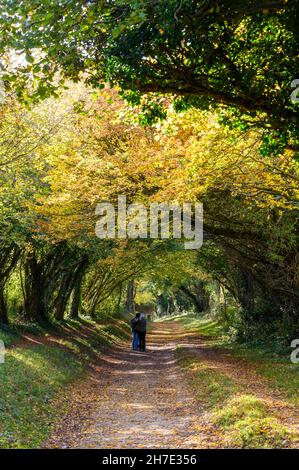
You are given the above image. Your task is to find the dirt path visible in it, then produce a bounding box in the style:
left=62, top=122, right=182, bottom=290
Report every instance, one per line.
left=45, top=322, right=222, bottom=448
left=44, top=321, right=298, bottom=449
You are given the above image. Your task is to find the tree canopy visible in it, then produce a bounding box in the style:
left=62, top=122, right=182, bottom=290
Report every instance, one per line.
left=1, top=0, right=298, bottom=156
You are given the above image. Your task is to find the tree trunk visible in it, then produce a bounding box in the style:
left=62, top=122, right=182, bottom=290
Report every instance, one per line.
left=0, top=286, right=8, bottom=324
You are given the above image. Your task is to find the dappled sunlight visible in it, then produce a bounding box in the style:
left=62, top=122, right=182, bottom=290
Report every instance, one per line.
left=44, top=320, right=212, bottom=449
left=41, top=320, right=299, bottom=450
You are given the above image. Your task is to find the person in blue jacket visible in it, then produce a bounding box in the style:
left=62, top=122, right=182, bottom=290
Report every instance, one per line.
left=130, top=312, right=140, bottom=351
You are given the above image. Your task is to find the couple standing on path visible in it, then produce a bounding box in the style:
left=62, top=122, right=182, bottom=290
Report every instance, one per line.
left=131, top=312, right=147, bottom=352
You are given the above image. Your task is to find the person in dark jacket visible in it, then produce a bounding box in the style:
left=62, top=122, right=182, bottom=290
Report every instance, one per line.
left=130, top=313, right=140, bottom=351
left=135, top=312, right=147, bottom=352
